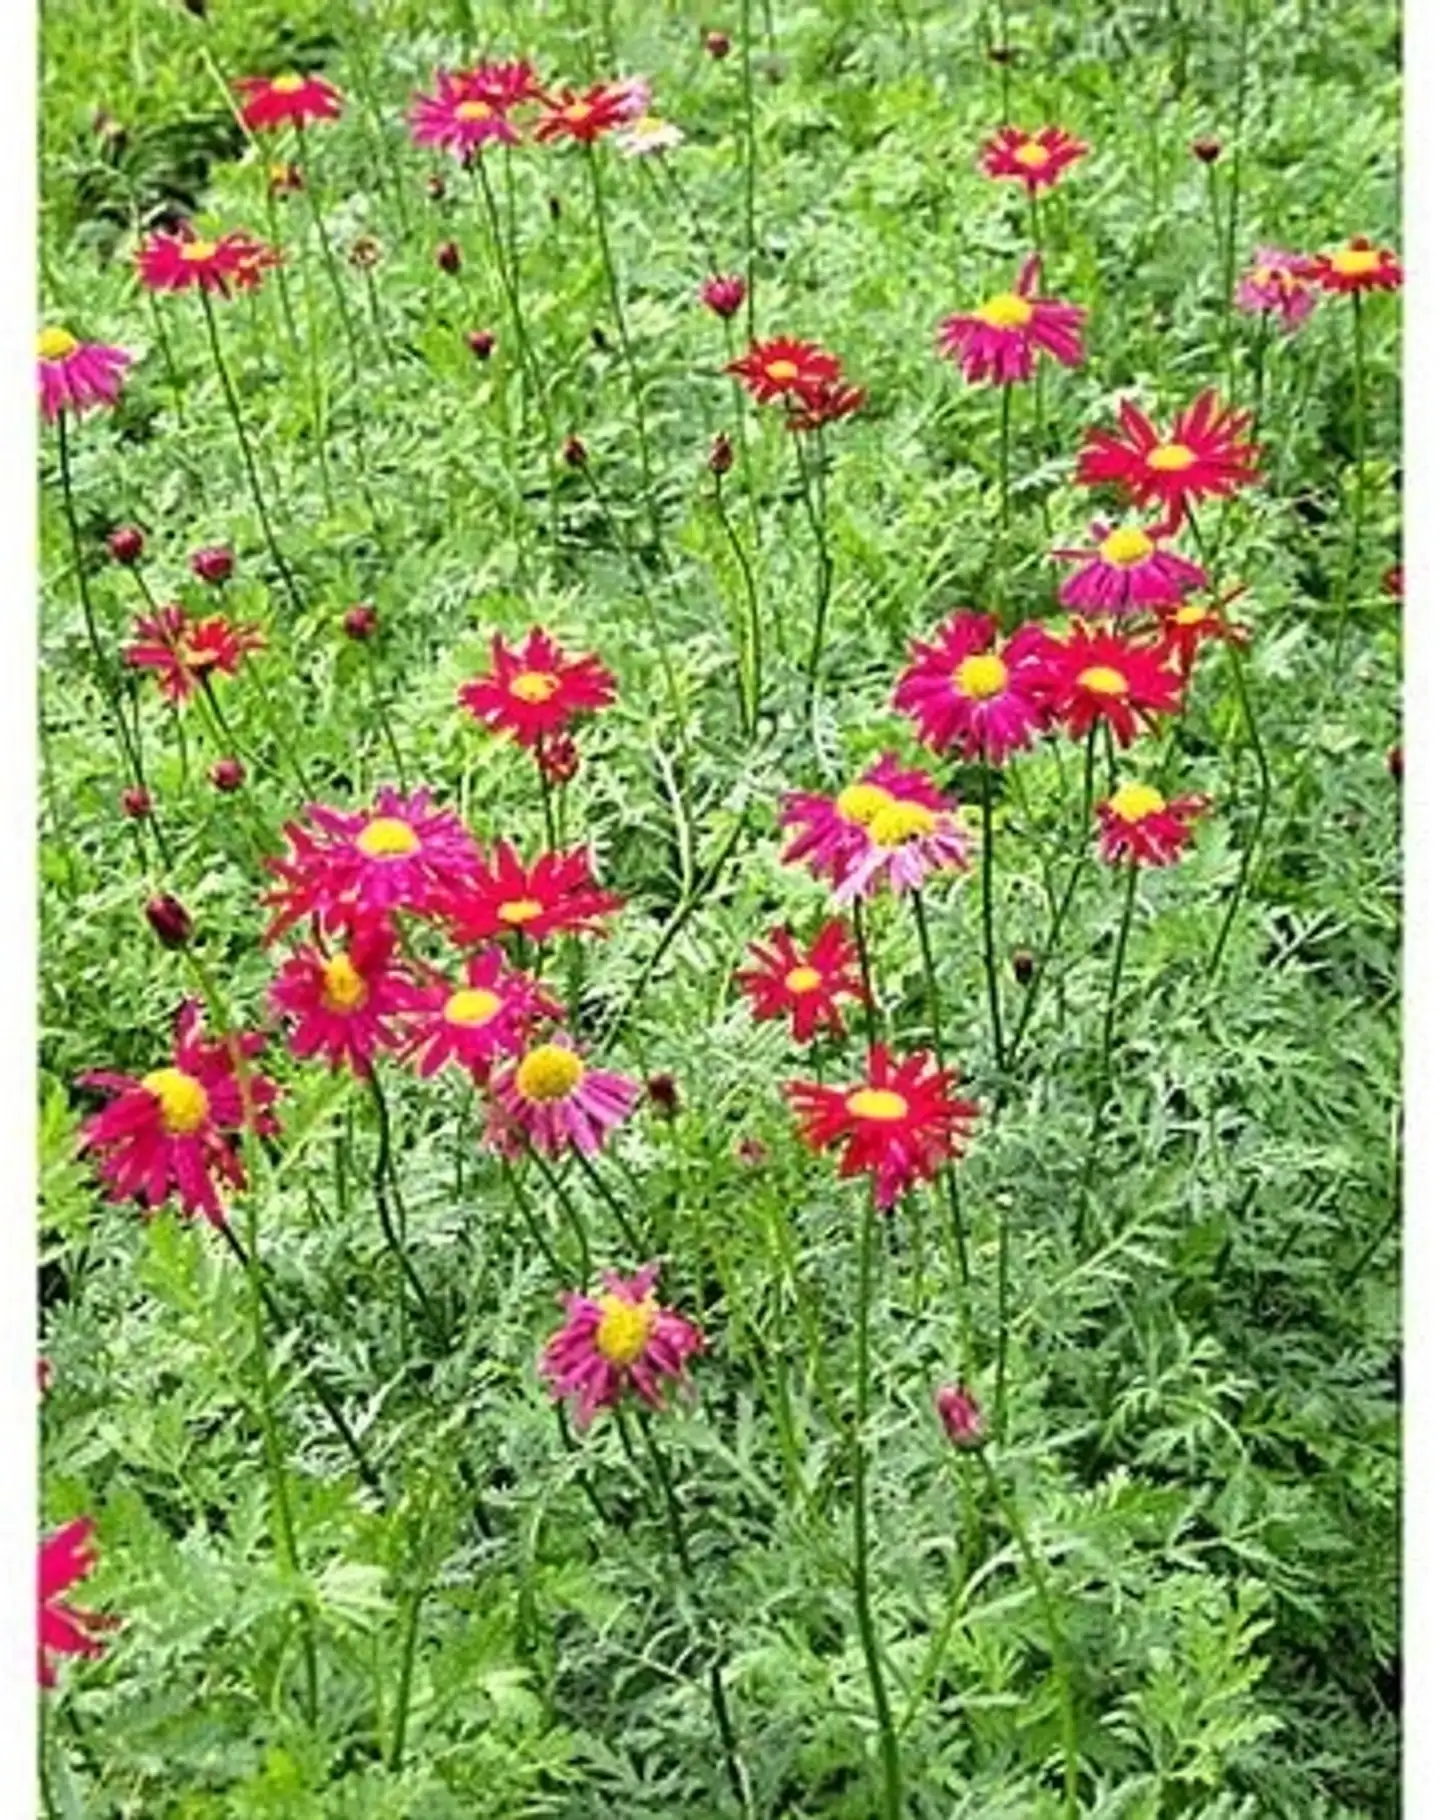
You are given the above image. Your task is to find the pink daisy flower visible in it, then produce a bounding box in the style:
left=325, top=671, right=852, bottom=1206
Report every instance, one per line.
left=1095, top=782, right=1209, bottom=866
left=36, top=328, right=131, bottom=422
left=486, top=1036, right=639, bottom=1158
left=408, top=69, right=523, bottom=157
left=269, top=917, right=424, bottom=1076
left=78, top=1001, right=279, bottom=1226
left=1054, top=520, right=1207, bottom=614
left=780, top=754, right=971, bottom=905
left=937, top=255, right=1086, bottom=386
left=893, top=611, right=1056, bottom=764
left=458, top=627, right=616, bottom=749
left=539, top=1262, right=703, bottom=1431
left=405, top=948, right=562, bottom=1082
left=136, top=227, right=278, bottom=296
left=1234, top=247, right=1316, bottom=333
left=39, top=1518, right=112, bottom=1687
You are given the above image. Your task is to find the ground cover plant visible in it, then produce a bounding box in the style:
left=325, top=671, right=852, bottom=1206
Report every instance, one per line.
left=37, top=0, right=1401, bottom=1813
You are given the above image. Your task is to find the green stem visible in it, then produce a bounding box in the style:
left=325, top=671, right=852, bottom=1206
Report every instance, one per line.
left=980, top=765, right=1006, bottom=1073
left=1345, top=290, right=1368, bottom=615
left=739, top=0, right=759, bottom=341
left=850, top=897, right=881, bottom=1049
left=365, top=1067, right=446, bottom=1346
left=912, top=893, right=975, bottom=1354
left=996, top=384, right=1013, bottom=606
left=712, top=468, right=763, bottom=736
left=387, top=1573, right=427, bottom=1770
left=1097, top=861, right=1139, bottom=1116
left=796, top=430, right=834, bottom=733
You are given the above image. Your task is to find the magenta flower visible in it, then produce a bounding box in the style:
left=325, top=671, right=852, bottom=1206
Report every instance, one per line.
left=269, top=917, right=425, bottom=1076
left=1054, top=520, right=1207, bottom=614
left=486, top=1036, right=639, bottom=1157
left=408, top=68, right=522, bottom=157
left=405, top=948, right=561, bottom=1082
left=700, top=274, right=747, bottom=319
left=37, top=327, right=131, bottom=421
left=1234, top=247, right=1316, bottom=333
left=935, top=1385, right=986, bottom=1449
left=781, top=754, right=971, bottom=906
left=39, top=1518, right=111, bottom=1686
left=539, top=1262, right=703, bottom=1430
left=893, top=611, right=1057, bottom=764
left=937, top=256, right=1085, bottom=386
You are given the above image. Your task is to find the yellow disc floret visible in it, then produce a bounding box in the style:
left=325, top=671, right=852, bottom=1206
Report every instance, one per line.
left=142, top=1066, right=211, bottom=1135
left=1146, top=442, right=1196, bottom=472
left=868, top=800, right=938, bottom=848
left=1099, top=526, right=1155, bottom=567
left=356, top=816, right=421, bottom=858
left=1108, top=782, right=1167, bottom=824
left=271, top=73, right=307, bottom=94
left=1332, top=245, right=1382, bottom=278
left=835, top=782, right=894, bottom=826
left=1077, top=664, right=1128, bottom=696
left=1013, top=140, right=1050, bottom=169
left=594, top=1292, right=658, bottom=1366
left=515, top=1043, right=585, bottom=1102
left=321, top=953, right=369, bottom=1013
left=37, top=327, right=78, bottom=361
left=784, top=965, right=823, bottom=994
left=766, top=358, right=799, bottom=382
left=498, top=897, right=543, bottom=925
left=509, top=669, right=561, bottom=703
left=974, top=291, right=1034, bottom=329
left=845, top=1087, right=909, bottom=1122
left=180, top=239, right=218, bottom=263
left=456, top=99, right=494, bottom=121
left=445, top=987, right=502, bottom=1026
left=955, top=652, right=1009, bottom=700
left=1173, top=603, right=1207, bottom=627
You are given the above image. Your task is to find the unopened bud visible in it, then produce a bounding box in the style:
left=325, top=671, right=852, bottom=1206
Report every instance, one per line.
left=343, top=602, right=379, bottom=641
left=1192, top=136, right=1222, bottom=164
left=436, top=239, right=462, bottom=274
left=120, top=785, right=152, bottom=820
left=108, top=524, right=145, bottom=566
left=562, top=433, right=588, bottom=468
left=145, top=893, right=192, bottom=951
left=190, top=544, right=233, bottom=585
left=1011, top=948, right=1035, bottom=986
left=935, top=1384, right=986, bottom=1449
left=646, top=1073, right=680, bottom=1118
left=210, top=757, right=245, bottom=792
left=466, top=328, right=496, bottom=360
left=704, top=29, right=731, bottom=58
left=709, top=431, right=734, bottom=476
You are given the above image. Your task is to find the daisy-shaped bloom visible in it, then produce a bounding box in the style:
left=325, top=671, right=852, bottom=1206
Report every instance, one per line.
left=443, top=840, right=624, bottom=945
left=727, top=337, right=842, bottom=405
left=614, top=113, right=685, bottom=156
left=458, top=627, right=616, bottom=749
left=487, top=1036, right=639, bottom=1157
left=893, top=611, right=1056, bottom=764
left=786, top=1043, right=979, bottom=1210
left=408, top=69, right=523, bottom=156
left=1076, top=390, right=1259, bottom=528
left=136, top=227, right=278, bottom=296
left=1234, top=247, right=1316, bottom=332
left=535, top=83, right=634, bottom=143
left=124, top=603, right=264, bottom=704
left=465, top=59, right=544, bottom=109
left=39, top=1518, right=111, bottom=1687
left=700, top=273, right=746, bottom=318
left=1096, top=781, right=1208, bottom=866
left=735, top=920, right=866, bottom=1042
left=1305, top=236, right=1402, bottom=295
left=1154, top=591, right=1247, bottom=680
left=78, top=1001, right=279, bottom=1226
left=1045, top=623, right=1184, bottom=746
left=263, top=786, right=481, bottom=939
left=1054, top=520, right=1207, bottom=615
left=540, top=1263, right=702, bottom=1430
left=785, top=377, right=868, bottom=432
left=780, top=754, right=971, bottom=905
left=406, top=947, right=562, bottom=1081
left=979, top=124, right=1088, bottom=194
left=234, top=72, right=342, bottom=132
left=36, top=328, right=131, bottom=421
left=936, top=255, right=1086, bottom=386
left=269, top=917, right=423, bottom=1076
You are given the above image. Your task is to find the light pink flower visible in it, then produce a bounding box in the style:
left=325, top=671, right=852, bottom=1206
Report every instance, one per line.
left=781, top=755, right=971, bottom=906
left=1234, top=247, right=1316, bottom=332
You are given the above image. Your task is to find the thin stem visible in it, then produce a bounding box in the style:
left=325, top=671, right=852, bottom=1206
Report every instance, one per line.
left=1097, top=861, right=1139, bottom=1117
left=851, top=898, right=880, bottom=1048
left=365, top=1068, right=446, bottom=1346
left=387, top=1574, right=428, bottom=1770
left=996, top=384, right=1013, bottom=606
left=364, top=646, right=408, bottom=792
left=712, top=469, right=763, bottom=736
left=571, top=1147, right=645, bottom=1256
left=980, top=765, right=1006, bottom=1073
left=795, top=430, right=834, bottom=732
left=912, top=893, right=975, bottom=1334
left=1344, top=290, right=1369, bottom=616
left=739, top=0, right=759, bottom=341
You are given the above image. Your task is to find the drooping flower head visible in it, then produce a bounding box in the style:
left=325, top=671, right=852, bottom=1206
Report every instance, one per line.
left=1234, top=247, right=1316, bottom=332
left=784, top=376, right=868, bottom=432
left=735, top=920, right=866, bottom=1043
left=408, top=68, right=523, bottom=157
left=1076, top=391, right=1260, bottom=529
left=1044, top=623, right=1184, bottom=746
left=1305, top=236, right=1402, bottom=295
left=39, top=1518, right=111, bottom=1687
left=893, top=612, right=1055, bottom=765
left=269, top=917, right=425, bottom=1076
left=263, top=787, right=481, bottom=938
left=487, top=1035, right=639, bottom=1157
left=535, top=83, right=634, bottom=143
left=234, top=72, right=343, bottom=132
left=1054, top=519, right=1207, bottom=614
left=979, top=124, right=1088, bottom=193
left=780, top=755, right=971, bottom=905
left=36, top=328, right=131, bottom=421
left=1096, top=782, right=1208, bottom=866
left=78, top=1001, right=279, bottom=1226
left=124, top=603, right=264, bottom=704
left=540, top=1263, right=702, bottom=1430
left=406, top=947, right=562, bottom=1081
left=786, top=1043, right=979, bottom=1210
left=136, top=227, right=278, bottom=296
left=727, top=337, right=842, bottom=405
left=458, top=627, right=616, bottom=749
left=442, top=840, right=624, bottom=946
left=937, top=255, right=1086, bottom=386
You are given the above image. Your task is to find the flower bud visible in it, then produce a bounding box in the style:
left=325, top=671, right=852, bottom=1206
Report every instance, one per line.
left=349, top=234, right=382, bottom=270
left=466, top=328, right=496, bottom=360
left=538, top=732, right=579, bottom=784
left=145, top=893, right=193, bottom=951
left=709, top=431, right=734, bottom=476
left=120, top=785, right=152, bottom=820
left=426, top=173, right=447, bottom=201
left=107, top=524, right=145, bottom=566
left=343, top=602, right=379, bottom=641
left=987, top=44, right=1015, bottom=64
left=209, top=757, right=245, bottom=792
left=1011, top=948, right=1035, bottom=986
left=704, top=29, right=731, bottom=57
left=1389, top=745, right=1403, bottom=782
left=1384, top=563, right=1403, bottom=598
left=1191, top=136, right=1222, bottom=163
left=436, top=239, right=462, bottom=274
left=699, top=273, right=746, bottom=319
left=591, top=325, right=609, bottom=352
left=268, top=160, right=304, bottom=197
left=646, top=1073, right=680, bottom=1118
left=736, top=1136, right=768, bottom=1168
left=190, top=544, right=233, bottom=585
left=547, top=194, right=563, bottom=223
left=562, top=433, right=588, bottom=469
left=935, top=1384, right=986, bottom=1449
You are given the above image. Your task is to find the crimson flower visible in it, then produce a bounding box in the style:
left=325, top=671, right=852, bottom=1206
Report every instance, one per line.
left=269, top=917, right=424, bottom=1076
left=535, top=83, right=633, bottom=143
left=1153, top=592, right=1248, bottom=680
left=406, top=947, right=561, bottom=1081
left=735, top=920, right=866, bottom=1042
left=979, top=124, right=1088, bottom=193
left=1043, top=623, right=1183, bottom=746
left=234, top=72, right=342, bottom=132
left=124, top=603, right=263, bottom=703
left=1096, top=782, right=1208, bottom=866
left=700, top=274, right=746, bottom=318
left=39, top=1518, right=111, bottom=1687
left=894, top=611, right=1056, bottom=764
left=458, top=627, right=616, bottom=749
left=727, top=336, right=842, bottom=404
left=136, top=227, right=278, bottom=295
left=780, top=755, right=970, bottom=905
left=1305, top=237, right=1402, bottom=295
left=1076, top=390, right=1259, bottom=529
left=442, top=840, right=624, bottom=945
left=785, top=377, right=867, bottom=432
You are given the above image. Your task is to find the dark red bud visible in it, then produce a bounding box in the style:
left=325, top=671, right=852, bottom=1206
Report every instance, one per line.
left=426, top=173, right=447, bottom=201
left=646, top=1073, right=680, bottom=1118
left=210, top=757, right=245, bottom=792
left=145, top=893, right=192, bottom=951
left=343, top=602, right=379, bottom=641
left=1389, top=745, right=1403, bottom=782
left=562, top=433, right=588, bottom=468
left=190, top=545, right=233, bottom=585
left=1012, top=948, right=1035, bottom=986
left=709, top=431, right=734, bottom=476
left=704, top=29, right=731, bottom=57
left=436, top=239, right=462, bottom=273
left=107, top=524, right=145, bottom=565
left=935, top=1385, right=987, bottom=1449
left=466, top=328, right=496, bottom=360
left=120, top=785, right=152, bottom=819
left=1192, top=137, right=1223, bottom=163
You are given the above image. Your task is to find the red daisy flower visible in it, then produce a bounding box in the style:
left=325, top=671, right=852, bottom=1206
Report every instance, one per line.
left=785, top=377, right=868, bottom=432
left=786, top=1043, right=979, bottom=1210
left=263, top=786, right=482, bottom=939
left=39, top=1518, right=112, bottom=1688
left=465, top=59, right=545, bottom=109
left=1096, top=782, right=1208, bottom=867
left=442, top=840, right=624, bottom=946
left=1076, top=390, right=1260, bottom=529
left=937, top=254, right=1086, bottom=386
left=269, top=917, right=424, bottom=1076
left=406, top=947, right=562, bottom=1081
left=735, top=920, right=866, bottom=1042
left=1054, top=519, right=1207, bottom=615
left=1305, top=237, right=1402, bottom=295
left=234, top=72, right=343, bottom=132
left=136, top=227, right=278, bottom=296
left=408, top=69, right=523, bottom=157
left=979, top=124, right=1088, bottom=194
left=534, top=83, right=633, bottom=143
left=1044, top=623, right=1184, bottom=746
left=78, top=1001, right=279, bottom=1226
left=124, top=603, right=264, bottom=704
left=727, top=337, right=842, bottom=405
left=893, top=610, right=1056, bottom=764
left=458, top=627, right=616, bottom=749
left=1153, top=590, right=1248, bottom=680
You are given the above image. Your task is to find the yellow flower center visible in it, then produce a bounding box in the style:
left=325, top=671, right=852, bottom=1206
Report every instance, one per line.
left=1333, top=245, right=1382, bottom=277
left=784, top=965, right=823, bottom=994
left=868, top=800, right=938, bottom=847
left=974, top=291, right=1033, bottom=329
left=271, top=73, right=307, bottom=94
left=631, top=114, right=667, bottom=138
left=1146, top=441, right=1196, bottom=472
left=1099, top=526, right=1156, bottom=567
left=180, top=239, right=218, bottom=263
left=356, top=816, right=421, bottom=858
left=594, top=1292, right=658, bottom=1366
left=1013, top=140, right=1050, bottom=169
left=456, top=99, right=494, bottom=121
left=1108, top=782, right=1167, bottom=823
left=444, top=986, right=502, bottom=1026
left=321, top=953, right=369, bottom=1013
left=498, top=897, right=543, bottom=925
left=835, top=782, right=894, bottom=826
left=564, top=102, right=592, bottom=122
left=514, top=1043, right=585, bottom=1102
left=1077, top=664, right=1129, bottom=696
left=765, top=357, right=799, bottom=382
left=509, top=669, right=561, bottom=703
left=142, top=1066, right=211, bottom=1135
left=955, top=652, right=1009, bottom=700
left=1173, top=603, right=1207, bottom=626
left=37, top=327, right=78, bottom=360
left=845, top=1087, right=909, bottom=1122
